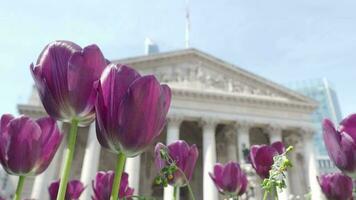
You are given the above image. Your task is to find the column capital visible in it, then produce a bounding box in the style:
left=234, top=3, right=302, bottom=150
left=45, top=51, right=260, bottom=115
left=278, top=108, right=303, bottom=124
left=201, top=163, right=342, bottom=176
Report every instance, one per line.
left=299, top=126, right=316, bottom=140
left=199, top=117, right=219, bottom=129
left=234, top=120, right=253, bottom=131
left=167, top=115, right=184, bottom=127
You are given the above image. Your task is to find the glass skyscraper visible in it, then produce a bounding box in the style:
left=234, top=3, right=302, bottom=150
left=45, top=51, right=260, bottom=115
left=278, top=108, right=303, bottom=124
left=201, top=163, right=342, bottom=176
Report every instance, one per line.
left=287, top=78, right=342, bottom=173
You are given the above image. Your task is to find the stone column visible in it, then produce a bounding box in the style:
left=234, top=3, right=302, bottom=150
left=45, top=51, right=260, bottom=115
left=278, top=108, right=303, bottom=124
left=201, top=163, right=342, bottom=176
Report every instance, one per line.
left=267, top=125, right=289, bottom=200
left=236, top=122, right=250, bottom=164
left=164, top=117, right=182, bottom=200
left=303, top=129, right=322, bottom=200
left=125, top=156, right=141, bottom=195
left=80, top=123, right=101, bottom=200
left=31, top=122, right=64, bottom=200
left=202, top=119, right=218, bottom=200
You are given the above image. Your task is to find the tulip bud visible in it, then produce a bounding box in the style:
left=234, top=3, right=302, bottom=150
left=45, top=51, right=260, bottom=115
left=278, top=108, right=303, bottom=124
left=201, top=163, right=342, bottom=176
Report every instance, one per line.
left=318, top=173, right=353, bottom=200
left=0, top=114, right=62, bottom=176
left=209, top=161, right=248, bottom=196
left=249, top=141, right=285, bottom=179
left=154, top=140, right=199, bottom=187
left=92, top=171, right=134, bottom=200
left=95, top=64, right=171, bottom=157
left=30, top=40, right=107, bottom=127
left=323, top=114, right=356, bottom=178
left=48, top=180, right=84, bottom=200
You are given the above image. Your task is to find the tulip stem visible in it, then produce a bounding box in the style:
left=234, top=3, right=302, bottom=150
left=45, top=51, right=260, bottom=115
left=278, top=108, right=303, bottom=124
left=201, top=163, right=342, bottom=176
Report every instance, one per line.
left=263, top=191, right=268, bottom=200
left=56, top=118, right=79, bottom=200
left=175, top=167, right=195, bottom=200
left=13, top=176, right=25, bottom=200
left=111, top=152, right=126, bottom=200
left=173, top=186, right=178, bottom=200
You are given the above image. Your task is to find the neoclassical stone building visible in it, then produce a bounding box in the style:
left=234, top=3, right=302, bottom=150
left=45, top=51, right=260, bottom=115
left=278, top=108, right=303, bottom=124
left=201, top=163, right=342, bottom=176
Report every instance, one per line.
left=17, top=48, right=322, bottom=200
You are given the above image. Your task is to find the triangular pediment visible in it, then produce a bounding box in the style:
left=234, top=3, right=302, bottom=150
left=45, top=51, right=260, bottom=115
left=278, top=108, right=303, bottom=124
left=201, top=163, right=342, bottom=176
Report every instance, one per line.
left=112, top=49, right=316, bottom=105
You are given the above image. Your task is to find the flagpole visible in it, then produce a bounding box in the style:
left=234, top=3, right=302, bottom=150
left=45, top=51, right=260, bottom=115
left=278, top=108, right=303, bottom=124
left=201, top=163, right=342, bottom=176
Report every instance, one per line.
left=185, top=0, right=190, bottom=48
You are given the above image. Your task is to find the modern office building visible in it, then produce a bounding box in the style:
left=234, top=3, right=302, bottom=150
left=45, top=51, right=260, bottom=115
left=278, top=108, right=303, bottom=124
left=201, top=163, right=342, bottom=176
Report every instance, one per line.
left=287, top=78, right=342, bottom=173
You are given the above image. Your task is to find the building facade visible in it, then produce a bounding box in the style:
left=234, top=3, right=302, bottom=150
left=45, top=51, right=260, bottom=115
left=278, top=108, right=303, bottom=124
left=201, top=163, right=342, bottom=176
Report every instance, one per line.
left=14, top=48, right=322, bottom=200
left=287, top=78, right=342, bottom=174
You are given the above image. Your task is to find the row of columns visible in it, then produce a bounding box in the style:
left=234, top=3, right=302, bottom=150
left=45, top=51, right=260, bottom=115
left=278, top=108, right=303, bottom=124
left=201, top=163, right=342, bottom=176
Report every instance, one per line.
left=161, top=118, right=320, bottom=200
left=30, top=118, right=320, bottom=200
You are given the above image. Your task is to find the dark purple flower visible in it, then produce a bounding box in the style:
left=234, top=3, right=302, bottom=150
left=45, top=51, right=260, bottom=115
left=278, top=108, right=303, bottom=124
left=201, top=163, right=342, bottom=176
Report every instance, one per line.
left=323, top=115, right=356, bottom=178
left=30, top=40, right=107, bottom=126
left=49, top=179, right=85, bottom=200
left=209, top=161, right=248, bottom=196
left=249, top=141, right=285, bottom=179
left=318, top=173, right=353, bottom=200
left=95, top=64, right=171, bottom=157
left=0, top=114, right=62, bottom=175
left=154, top=140, right=199, bottom=186
left=92, top=171, right=134, bottom=200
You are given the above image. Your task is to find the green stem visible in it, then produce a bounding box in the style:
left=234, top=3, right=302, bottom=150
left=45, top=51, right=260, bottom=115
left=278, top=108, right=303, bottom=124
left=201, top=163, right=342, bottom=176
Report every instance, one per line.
left=274, top=187, right=279, bottom=200
left=56, top=118, right=79, bottom=200
left=111, top=152, right=127, bottom=200
left=13, top=176, right=25, bottom=200
left=263, top=191, right=269, bottom=200
left=173, top=186, right=178, bottom=200
left=176, top=167, right=195, bottom=200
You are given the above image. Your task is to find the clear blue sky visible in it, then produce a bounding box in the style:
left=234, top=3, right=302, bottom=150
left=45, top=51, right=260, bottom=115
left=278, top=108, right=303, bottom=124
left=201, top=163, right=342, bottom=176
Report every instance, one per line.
left=1, top=0, right=355, bottom=118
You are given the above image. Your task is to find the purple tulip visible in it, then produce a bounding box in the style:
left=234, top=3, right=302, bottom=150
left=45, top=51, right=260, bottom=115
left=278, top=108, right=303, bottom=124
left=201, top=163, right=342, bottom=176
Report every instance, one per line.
left=249, top=141, right=285, bottom=179
left=92, top=171, right=134, bottom=200
left=30, top=40, right=107, bottom=126
left=317, top=173, right=353, bottom=200
left=49, top=179, right=85, bottom=200
left=0, top=114, right=62, bottom=175
left=323, top=115, right=356, bottom=178
left=209, top=161, right=248, bottom=196
left=154, top=140, right=199, bottom=186
left=95, top=64, right=171, bottom=156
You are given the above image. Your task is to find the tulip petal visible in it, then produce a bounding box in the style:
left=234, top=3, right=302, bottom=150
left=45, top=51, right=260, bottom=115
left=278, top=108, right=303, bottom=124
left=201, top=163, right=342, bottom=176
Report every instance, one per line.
left=95, top=82, right=112, bottom=151
left=323, top=119, right=348, bottom=170
left=118, top=76, right=167, bottom=156
left=6, top=116, right=41, bottom=174
left=251, top=145, right=278, bottom=179
left=35, top=41, right=81, bottom=118
left=154, top=143, right=166, bottom=170
left=35, top=117, right=63, bottom=173
left=210, top=163, right=224, bottom=191
left=0, top=114, right=14, bottom=167
left=238, top=173, right=248, bottom=195
left=48, top=180, right=60, bottom=200
left=183, top=144, right=199, bottom=181
left=100, top=64, right=141, bottom=129
left=318, top=173, right=353, bottom=200
left=30, top=64, right=62, bottom=119
left=340, top=114, right=356, bottom=142
left=66, top=180, right=85, bottom=199
left=339, top=132, right=356, bottom=176
left=67, top=44, right=106, bottom=118
left=271, top=141, right=285, bottom=154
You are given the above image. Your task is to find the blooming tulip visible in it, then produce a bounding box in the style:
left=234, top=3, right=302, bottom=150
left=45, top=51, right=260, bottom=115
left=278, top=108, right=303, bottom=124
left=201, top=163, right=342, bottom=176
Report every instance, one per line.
left=0, top=114, right=62, bottom=175
left=49, top=180, right=85, bottom=200
left=209, top=161, right=248, bottom=196
left=323, top=114, right=356, bottom=178
left=92, top=171, right=134, bottom=200
left=317, top=173, right=353, bottom=200
left=95, top=64, right=171, bottom=157
left=154, top=140, right=199, bottom=186
left=30, top=40, right=107, bottom=127
left=249, top=141, right=285, bottom=179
